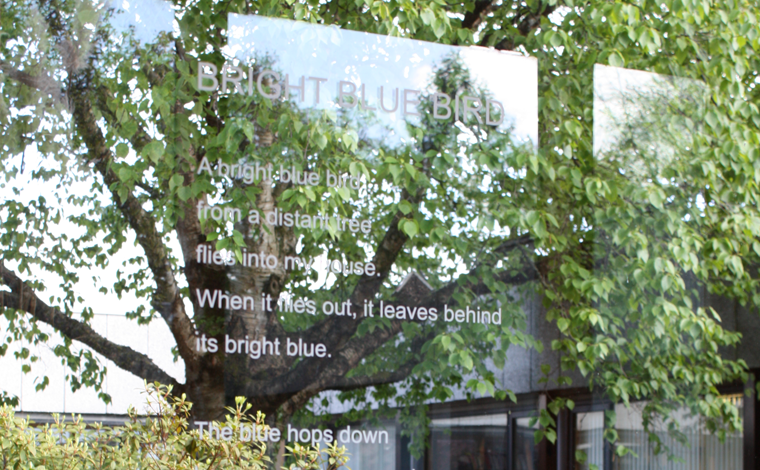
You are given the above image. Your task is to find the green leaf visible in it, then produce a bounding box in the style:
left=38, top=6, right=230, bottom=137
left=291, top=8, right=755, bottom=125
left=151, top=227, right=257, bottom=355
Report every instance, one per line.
left=315, top=134, right=328, bottom=150
left=705, top=111, right=719, bottom=129
left=143, top=141, right=164, bottom=163
left=648, top=188, right=665, bottom=209
left=402, top=219, right=418, bottom=237
left=118, top=167, right=132, bottom=182
left=115, top=143, right=129, bottom=158
left=420, top=8, right=435, bottom=25
left=461, top=352, right=473, bottom=371
left=608, top=51, right=625, bottom=67
left=169, top=174, right=184, bottom=190
left=398, top=200, right=413, bottom=215
left=177, top=186, right=192, bottom=201
left=549, top=32, right=563, bottom=48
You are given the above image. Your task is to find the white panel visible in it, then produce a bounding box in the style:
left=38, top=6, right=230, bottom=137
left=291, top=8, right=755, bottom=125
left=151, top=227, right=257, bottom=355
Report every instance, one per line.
left=104, top=359, right=149, bottom=415
left=104, top=315, right=150, bottom=414
left=148, top=320, right=185, bottom=382
left=0, top=325, right=24, bottom=409
left=63, top=314, right=109, bottom=414
left=19, top=330, right=66, bottom=413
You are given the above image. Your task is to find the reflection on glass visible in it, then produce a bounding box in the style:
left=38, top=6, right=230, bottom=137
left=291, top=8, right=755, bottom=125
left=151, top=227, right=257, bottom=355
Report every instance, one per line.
left=1, top=5, right=539, bottom=470
left=575, top=411, right=605, bottom=470
left=430, top=414, right=508, bottom=470
left=341, top=425, right=396, bottom=470
left=512, top=417, right=539, bottom=470
left=591, top=63, right=744, bottom=470
left=227, top=13, right=538, bottom=147
left=613, top=398, right=743, bottom=470
left=107, top=0, right=174, bottom=43
left=593, top=63, right=706, bottom=170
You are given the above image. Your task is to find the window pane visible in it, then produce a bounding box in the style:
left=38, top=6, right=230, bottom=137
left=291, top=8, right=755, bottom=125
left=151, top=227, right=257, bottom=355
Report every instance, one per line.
left=512, top=417, right=539, bottom=470
left=613, top=397, right=743, bottom=470
left=341, top=425, right=397, bottom=470
left=430, top=414, right=508, bottom=470
left=575, top=411, right=606, bottom=470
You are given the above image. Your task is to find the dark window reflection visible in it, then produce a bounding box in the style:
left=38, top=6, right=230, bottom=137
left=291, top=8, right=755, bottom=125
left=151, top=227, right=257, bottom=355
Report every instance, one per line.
left=430, top=414, right=508, bottom=470
left=512, top=417, right=539, bottom=470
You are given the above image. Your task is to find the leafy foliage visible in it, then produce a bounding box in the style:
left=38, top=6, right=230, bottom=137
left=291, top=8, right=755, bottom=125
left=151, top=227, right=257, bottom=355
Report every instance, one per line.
left=1, top=0, right=760, bottom=463
left=0, top=383, right=349, bottom=470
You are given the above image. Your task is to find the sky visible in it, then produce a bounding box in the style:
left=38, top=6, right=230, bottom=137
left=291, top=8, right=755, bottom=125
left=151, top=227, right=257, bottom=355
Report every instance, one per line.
left=105, top=0, right=175, bottom=42
left=227, top=13, right=538, bottom=146
left=593, top=63, right=695, bottom=156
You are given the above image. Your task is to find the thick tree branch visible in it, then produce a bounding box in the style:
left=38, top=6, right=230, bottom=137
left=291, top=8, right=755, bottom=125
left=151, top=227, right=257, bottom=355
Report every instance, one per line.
left=325, top=327, right=438, bottom=393
left=461, top=1, right=496, bottom=31
left=94, top=84, right=153, bottom=154
left=257, top=202, right=416, bottom=410
left=327, top=362, right=416, bottom=392
left=72, top=79, right=198, bottom=367
left=0, top=261, right=179, bottom=387
left=0, top=61, right=65, bottom=104
left=277, top=318, right=405, bottom=417
left=475, top=1, right=555, bottom=50
left=269, top=158, right=535, bottom=407
left=515, top=3, right=556, bottom=36
left=260, top=235, right=536, bottom=412
left=298, top=185, right=424, bottom=352
left=431, top=234, right=535, bottom=302
left=36, top=0, right=199, bottom=370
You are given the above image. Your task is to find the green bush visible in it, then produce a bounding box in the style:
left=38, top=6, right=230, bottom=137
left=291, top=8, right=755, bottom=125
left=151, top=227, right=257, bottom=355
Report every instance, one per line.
left=0, top=384, right=349, bottom=470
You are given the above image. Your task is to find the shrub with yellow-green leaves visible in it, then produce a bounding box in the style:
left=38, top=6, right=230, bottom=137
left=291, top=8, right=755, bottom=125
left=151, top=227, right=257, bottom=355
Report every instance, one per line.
left=0, top=384, right=349, bottom=470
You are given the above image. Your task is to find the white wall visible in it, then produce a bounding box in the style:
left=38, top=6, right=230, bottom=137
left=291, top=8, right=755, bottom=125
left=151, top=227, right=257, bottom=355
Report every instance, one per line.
left=0, top=313, right=184, bottom=415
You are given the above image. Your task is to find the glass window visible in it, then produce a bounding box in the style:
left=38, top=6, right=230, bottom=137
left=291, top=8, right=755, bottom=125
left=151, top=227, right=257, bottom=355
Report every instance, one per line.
left=511, top=416, right=539, bottom=470
left=572, top=397, right=744, bottom=470
left=430, top=414, right=508, bottom=470
left=613, top=397, right=743, bottom=470
left=575, top=411, right=606, bottom=470
left=341, top=424, right=397, bottom=470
